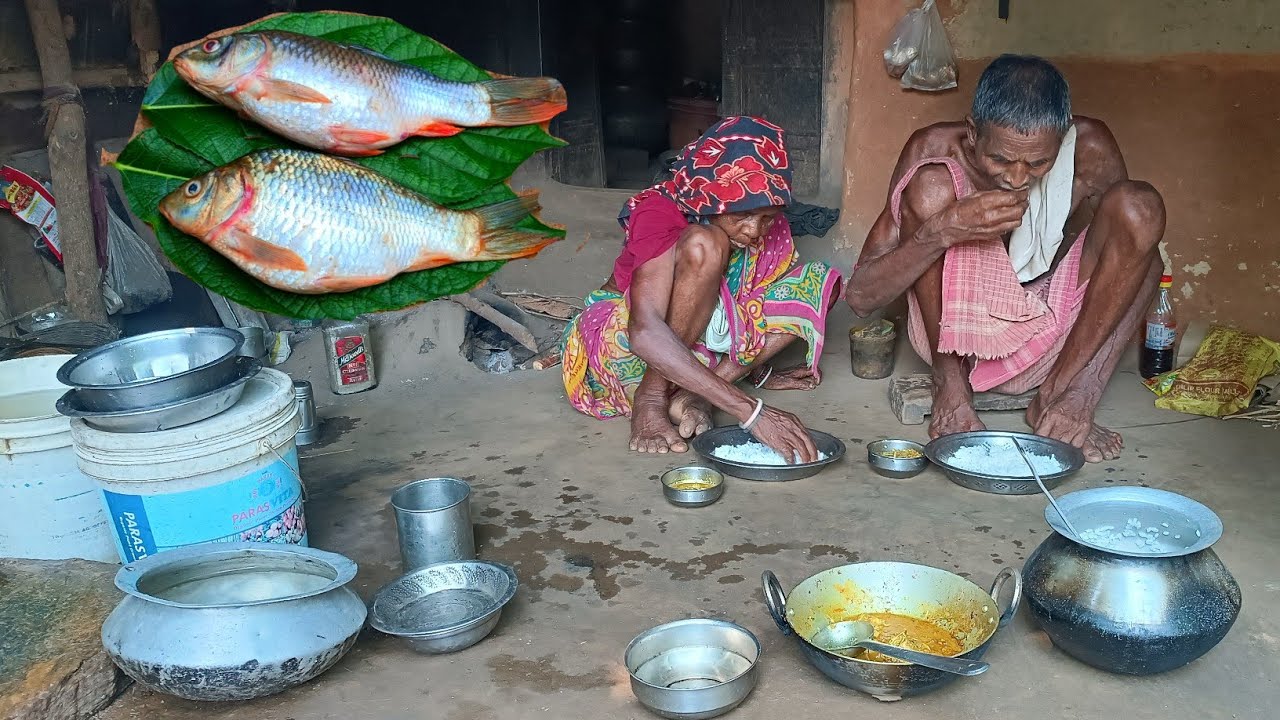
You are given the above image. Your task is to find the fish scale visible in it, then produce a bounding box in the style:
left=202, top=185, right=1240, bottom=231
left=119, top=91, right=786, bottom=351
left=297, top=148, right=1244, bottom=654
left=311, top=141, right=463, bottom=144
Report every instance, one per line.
left=255, top=33, right=492, bottom=142
left=243, top=151, right=471, bottom=281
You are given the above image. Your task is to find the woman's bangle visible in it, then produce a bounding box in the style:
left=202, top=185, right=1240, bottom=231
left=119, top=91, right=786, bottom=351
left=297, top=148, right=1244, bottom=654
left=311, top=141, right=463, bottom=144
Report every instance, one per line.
left=753, top=365, right=774, bottom=389
left=739, top=398, right=765, bottom=430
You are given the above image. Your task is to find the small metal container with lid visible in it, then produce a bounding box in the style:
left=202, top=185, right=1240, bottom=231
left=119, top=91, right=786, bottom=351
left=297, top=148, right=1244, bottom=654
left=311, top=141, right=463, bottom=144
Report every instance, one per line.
left=292, top=380, right=319, bottom=446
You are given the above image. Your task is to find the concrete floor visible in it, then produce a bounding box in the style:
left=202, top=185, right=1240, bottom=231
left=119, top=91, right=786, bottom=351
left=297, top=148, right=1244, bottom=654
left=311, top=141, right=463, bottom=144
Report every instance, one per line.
left=98, top=182, right=1278, bottom=720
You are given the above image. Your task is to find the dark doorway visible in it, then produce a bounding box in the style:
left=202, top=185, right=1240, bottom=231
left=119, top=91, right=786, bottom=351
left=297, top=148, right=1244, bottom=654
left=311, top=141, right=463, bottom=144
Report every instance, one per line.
left=541, top=0, right=726, bottom=190
left=541, top=0, right=823, bottom=196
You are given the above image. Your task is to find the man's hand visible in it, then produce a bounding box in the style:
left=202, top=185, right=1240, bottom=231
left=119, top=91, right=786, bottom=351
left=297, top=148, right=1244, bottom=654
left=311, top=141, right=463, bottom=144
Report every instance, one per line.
left=923, top=189, right=1028, bottom=247
left=748, top=405, right=819, bottom=464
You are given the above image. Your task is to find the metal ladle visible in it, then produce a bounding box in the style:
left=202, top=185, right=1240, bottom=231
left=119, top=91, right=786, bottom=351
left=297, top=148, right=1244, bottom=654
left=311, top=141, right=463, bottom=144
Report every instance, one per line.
left=810, top=620, right=990, bottom=676
left=1010, top=437, right=1080, bottom=539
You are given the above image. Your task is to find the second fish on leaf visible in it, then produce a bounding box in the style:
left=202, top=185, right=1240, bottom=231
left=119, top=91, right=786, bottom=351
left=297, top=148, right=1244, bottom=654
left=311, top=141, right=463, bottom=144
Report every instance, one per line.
left=160, top=148, right=557, bottom=294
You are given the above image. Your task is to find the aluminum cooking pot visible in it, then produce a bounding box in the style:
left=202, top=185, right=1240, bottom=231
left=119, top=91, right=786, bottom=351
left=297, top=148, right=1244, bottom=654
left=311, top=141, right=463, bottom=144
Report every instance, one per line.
left=762, top=562, right=1020, bottom=701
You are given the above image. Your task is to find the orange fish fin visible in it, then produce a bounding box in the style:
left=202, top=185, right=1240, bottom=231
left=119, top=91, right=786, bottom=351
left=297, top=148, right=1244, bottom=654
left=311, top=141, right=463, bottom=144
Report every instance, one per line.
left=412, top=121, right=465, bottom=138
left=258, top=78, right=332, bottom=104
left=223, top=230, right=309, bottom=272
left=329, top=126, right=394, bottom=151
left=469, top=191, right=558, bottom=262
left=407, top=251, right=457, bottom=272
left=313, top=274, right=391, bottom=293
left=480, top=78, right=567, bottom=126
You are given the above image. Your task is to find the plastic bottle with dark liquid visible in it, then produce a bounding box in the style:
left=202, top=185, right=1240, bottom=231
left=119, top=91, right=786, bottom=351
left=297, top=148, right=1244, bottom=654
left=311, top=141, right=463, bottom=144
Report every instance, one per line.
left=1140, top=274, right=1176, bottom=379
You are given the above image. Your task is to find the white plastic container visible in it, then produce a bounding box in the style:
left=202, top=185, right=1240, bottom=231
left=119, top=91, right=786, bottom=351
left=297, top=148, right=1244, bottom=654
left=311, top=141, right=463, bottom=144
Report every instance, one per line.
left=0, top=354, right=117, bottom=562
left=69, top=367, right=307, bottom=563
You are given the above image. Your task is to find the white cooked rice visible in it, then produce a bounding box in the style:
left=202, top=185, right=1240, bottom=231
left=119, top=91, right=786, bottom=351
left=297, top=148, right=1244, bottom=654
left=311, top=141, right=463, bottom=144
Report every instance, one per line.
left=1077, top=517, right=1173, bottom=553
left=945, top=444, right=1065, bottom=477
left=712, top=441, right=829, bottom=466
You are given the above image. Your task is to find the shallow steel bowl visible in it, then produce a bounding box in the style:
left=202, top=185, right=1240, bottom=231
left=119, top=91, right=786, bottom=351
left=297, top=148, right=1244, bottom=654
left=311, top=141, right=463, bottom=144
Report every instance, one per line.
left=370, top=561, right=517, bottom=655
left=691, top=426, right=845, bottom=482
left=57, top=327, right=244, bottom=412
left=924, top=430, right=1084, bottom=495
left=57, top=357, right=260, bottom=432
left=867, top=439, right=928, bottom=479
left=661, top=466, right=724, bottom=508
left=625, top=618, right=760, bottom=720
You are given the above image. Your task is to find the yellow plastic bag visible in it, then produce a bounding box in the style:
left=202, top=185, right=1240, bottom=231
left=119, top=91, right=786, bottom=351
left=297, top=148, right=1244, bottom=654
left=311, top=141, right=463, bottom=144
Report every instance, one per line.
left=1145, top=325, right=1280, bottom=417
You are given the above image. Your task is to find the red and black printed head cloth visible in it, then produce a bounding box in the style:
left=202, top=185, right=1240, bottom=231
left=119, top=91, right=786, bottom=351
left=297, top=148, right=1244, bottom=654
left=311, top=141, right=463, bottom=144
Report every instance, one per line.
left=620, top=116, right=793, bottom=224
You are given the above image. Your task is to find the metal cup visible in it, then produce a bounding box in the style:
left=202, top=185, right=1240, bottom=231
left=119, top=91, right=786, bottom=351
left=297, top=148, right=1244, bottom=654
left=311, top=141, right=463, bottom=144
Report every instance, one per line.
left=293, top=380, right=319, bottom=446
left=238, top=326, right=267, bottom=359
left=391, top=478, right=476, bottom=571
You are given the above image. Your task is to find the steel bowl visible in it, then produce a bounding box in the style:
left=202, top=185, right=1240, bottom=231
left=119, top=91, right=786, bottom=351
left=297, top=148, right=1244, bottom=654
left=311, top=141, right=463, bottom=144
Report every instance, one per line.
left=691, top=426, right=846, bottom=482
left=763, top=563, right=1021, bottom=701
left=625, top=618, right=760, bottom=720
left=57, top=357, right=260, bottom=433
left=1044, top=486, right=1224, bottom=558
left=923, top=430, right=1084, bottom=495
left=57, top=327, right=244, bottom=412
left=867, top=439, right=927, bottom=479
left=661, top=466, right=724, bottom=508
left=370, top=561, right=518, bottom=655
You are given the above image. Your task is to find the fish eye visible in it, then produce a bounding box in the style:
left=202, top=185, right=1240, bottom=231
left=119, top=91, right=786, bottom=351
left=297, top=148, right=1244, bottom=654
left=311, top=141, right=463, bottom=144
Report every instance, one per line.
left=202, top=39, right=221, bottom=53
left=184, top=181, right=201, bottom=197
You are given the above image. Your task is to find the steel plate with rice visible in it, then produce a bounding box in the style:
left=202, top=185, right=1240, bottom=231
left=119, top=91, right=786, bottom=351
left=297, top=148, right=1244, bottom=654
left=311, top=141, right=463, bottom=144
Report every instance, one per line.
left=691, top=426, right=845, bottom=482
left=924, top=430, right=1083, bottom=495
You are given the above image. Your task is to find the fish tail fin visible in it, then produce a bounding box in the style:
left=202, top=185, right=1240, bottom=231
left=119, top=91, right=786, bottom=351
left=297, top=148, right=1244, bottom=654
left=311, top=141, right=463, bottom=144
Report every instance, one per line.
left=472, top=191, right=557, bottom=261
left=481, top=78, right=568, bottom=126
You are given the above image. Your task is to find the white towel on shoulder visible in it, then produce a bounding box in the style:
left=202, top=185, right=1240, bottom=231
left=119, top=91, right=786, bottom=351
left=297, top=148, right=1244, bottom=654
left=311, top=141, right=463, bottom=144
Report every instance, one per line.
left=1008, top=125, right=1077, bottom=283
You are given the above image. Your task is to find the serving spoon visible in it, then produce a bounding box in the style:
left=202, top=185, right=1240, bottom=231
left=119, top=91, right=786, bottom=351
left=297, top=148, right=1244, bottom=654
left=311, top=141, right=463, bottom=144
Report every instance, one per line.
left=810, top=620, right=990, bottom=676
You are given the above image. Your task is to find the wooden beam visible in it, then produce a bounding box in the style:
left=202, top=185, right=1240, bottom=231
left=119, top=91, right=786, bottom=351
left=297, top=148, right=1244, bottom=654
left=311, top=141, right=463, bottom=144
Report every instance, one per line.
left=0, top=66, right=146, bottom=95
left=127, top=0, right=162, bottom=80
left=23, top=0, right=106, bottom=324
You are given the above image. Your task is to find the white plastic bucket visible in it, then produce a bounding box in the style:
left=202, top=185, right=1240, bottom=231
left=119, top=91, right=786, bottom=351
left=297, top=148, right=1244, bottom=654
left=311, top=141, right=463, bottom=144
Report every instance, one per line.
left=69, top=367, right=306, bottom=563
left=0, top=354, right=117, bottom=562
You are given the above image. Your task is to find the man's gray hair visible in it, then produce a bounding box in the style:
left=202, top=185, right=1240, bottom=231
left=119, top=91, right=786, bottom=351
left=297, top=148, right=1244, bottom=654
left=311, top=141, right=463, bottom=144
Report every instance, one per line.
left=971, top=54, right=1071, bottom=135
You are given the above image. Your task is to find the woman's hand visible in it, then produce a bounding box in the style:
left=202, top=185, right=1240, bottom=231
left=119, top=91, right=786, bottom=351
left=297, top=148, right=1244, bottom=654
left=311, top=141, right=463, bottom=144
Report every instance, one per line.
left=748, top=405, right=819, bottom=464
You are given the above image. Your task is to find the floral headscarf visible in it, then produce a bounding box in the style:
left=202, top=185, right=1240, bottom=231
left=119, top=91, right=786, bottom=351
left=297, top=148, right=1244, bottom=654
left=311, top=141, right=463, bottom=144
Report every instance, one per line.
left=619, top=116, right=792, bottom=226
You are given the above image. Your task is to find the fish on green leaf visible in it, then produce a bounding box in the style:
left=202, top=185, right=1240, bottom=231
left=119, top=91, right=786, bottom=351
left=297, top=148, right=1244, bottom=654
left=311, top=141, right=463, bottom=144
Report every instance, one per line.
left=115, top=11, right=566, bottom=320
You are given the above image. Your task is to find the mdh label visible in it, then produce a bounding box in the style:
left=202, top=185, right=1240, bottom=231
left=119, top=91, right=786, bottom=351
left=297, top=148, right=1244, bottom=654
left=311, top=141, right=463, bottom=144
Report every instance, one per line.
left=101, top=449, right=306, bottom=562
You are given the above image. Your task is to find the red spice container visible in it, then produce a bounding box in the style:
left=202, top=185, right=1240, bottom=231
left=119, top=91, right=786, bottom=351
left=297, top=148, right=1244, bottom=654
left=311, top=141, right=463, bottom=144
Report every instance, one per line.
left=323, top=320, right=378, bottom=395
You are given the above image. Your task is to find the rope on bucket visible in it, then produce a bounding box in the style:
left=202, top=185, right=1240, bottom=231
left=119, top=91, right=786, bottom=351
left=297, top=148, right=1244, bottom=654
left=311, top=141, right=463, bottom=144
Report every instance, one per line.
left=260, top=438, right=308, bottom=502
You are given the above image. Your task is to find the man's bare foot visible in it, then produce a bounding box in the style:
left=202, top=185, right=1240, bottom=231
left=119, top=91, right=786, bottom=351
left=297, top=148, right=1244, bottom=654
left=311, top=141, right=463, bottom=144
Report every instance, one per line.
left=630, top=397, right=687, bottom=453
left=930, top=380, right=986, bottom=439
left=668, top=389, right=713, bottom=439
left=1032, top=388, right=1123, bottom=462
left=752, top=364, right=819, bottom=391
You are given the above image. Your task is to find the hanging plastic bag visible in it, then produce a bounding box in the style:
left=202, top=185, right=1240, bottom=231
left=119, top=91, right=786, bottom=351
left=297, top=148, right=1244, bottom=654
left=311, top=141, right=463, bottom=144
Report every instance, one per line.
left=900, top=1, right=958, bottom=92
left=90, top=169, right=172, bottom=314
left=883, top=4, right=926, bottom=78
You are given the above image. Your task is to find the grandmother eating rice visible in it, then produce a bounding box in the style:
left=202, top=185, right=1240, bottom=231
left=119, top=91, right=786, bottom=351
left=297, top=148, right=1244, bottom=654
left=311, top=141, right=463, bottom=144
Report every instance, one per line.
left=560, top=117, right=843, bottom=462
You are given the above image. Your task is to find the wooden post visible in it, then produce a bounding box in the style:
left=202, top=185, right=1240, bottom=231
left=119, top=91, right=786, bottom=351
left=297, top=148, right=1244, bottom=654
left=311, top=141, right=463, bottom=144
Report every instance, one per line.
left=127, top=0, right=163, bottom=80
left=24, top=0, right=107, bottom=324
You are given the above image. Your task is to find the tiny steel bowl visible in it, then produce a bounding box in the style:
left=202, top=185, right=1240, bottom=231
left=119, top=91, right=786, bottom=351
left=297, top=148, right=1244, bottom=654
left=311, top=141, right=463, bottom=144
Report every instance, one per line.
left=661, top=466, right=724, bottom=508
left=625, top=618, right=761, bottom=720
left=867, top=439, right=928, bottom=479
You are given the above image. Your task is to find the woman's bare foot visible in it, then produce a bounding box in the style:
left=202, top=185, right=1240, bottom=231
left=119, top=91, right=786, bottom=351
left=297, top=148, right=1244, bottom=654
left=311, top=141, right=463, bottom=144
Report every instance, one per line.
left=929, top=379, right=986, bottom=439
left=1032, top=388, right=1123, bottom=462
left=752, top=364, right=819, bottom=391
left=668, top=389, right=714, bottom=439
left=630, top=397, right=688, bottom=453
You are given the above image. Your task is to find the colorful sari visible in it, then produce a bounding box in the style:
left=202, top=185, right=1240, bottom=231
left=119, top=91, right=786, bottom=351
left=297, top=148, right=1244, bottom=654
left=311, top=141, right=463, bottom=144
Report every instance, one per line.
left=561, top=216, right=841, bottom=420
